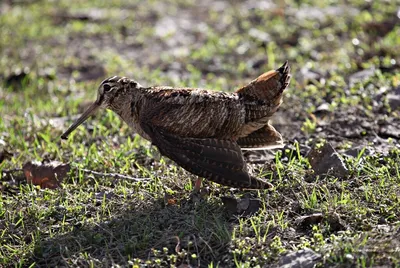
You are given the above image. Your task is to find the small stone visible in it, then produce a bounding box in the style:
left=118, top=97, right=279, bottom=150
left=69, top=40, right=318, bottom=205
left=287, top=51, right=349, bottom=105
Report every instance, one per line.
left=307, top=142, right=349, bottom=179
left=314, top=103, right=331, bottom=116
left=295, top=213, right=323, bottom=228
left=343, top=146, right=373, bottom=158
left=345, top=253, right=354, bottom=260
left=221, top=194, right=261, bottom=217
left=276, top=248, right=321, bottom=268
left=387, top=94, right=400, bottom=110
left=348, top=68, right=375, bottom=85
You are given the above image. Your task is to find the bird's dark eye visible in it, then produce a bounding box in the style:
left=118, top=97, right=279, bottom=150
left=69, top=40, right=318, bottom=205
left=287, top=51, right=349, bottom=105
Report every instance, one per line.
left=103, top=84, right=112, bottom=92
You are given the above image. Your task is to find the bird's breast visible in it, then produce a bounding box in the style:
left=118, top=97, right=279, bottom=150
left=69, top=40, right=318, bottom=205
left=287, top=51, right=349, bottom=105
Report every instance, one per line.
left=114, top=100, right=152, bottom=141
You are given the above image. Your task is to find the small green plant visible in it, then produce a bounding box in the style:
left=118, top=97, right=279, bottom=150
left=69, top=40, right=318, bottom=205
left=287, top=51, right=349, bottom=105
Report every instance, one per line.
left=301, top=117, right=317, bottom=134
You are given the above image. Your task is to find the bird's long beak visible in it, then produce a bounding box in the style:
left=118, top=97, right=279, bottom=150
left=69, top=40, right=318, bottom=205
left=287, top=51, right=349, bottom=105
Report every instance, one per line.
left=61, top=102, right=100, bottom=140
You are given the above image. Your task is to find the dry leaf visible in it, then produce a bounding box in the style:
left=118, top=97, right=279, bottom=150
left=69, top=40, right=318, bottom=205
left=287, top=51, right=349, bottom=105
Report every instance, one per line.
left=167, top=198, right=177, bottom=205
left=164, top=192, right=178, bottom=206
left=23, top=161, right=70, bottom=189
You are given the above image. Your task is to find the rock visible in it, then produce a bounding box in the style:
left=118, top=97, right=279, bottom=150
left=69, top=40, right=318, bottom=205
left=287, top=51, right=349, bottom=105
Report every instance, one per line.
left=314, top=103, right=331, bottom=116
left=307, top=142, right=349, bottom=179
left=348, top=68, right=375, bottom=85
left=343, top=146, right=373, bottom=158
left=221, top=194, right=261, bottom=217
left=295, top=213, right=324, bottom=228
left=275, top=248, right=321, bottom=268
left=295, top=212, right=346, bottom=232
left=387, top=94, right=400, bottom=110
left=378, top=124, right=400, bottom=139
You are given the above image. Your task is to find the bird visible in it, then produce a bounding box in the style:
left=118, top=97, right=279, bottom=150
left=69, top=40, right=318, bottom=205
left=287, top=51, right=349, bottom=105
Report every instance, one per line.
left=61, top=61, right=291, bottom=190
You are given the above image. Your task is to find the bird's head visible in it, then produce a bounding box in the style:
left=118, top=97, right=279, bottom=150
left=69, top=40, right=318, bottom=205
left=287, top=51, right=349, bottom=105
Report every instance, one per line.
left=61, top=76, right=140, bottom=139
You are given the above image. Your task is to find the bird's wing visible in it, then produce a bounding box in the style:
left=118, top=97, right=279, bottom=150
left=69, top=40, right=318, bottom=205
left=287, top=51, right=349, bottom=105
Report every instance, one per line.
left=139, top=121, right=271, bottom=189
left=238, top=123, right=284, bottom=150
left=139, top=87, right=244, bottom=139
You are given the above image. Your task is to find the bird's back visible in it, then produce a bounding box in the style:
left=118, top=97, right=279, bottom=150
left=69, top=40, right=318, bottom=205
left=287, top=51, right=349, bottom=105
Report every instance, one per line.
left=136, top=61, right=290, bottom=143
left=138, top=87, right=246, bottom=139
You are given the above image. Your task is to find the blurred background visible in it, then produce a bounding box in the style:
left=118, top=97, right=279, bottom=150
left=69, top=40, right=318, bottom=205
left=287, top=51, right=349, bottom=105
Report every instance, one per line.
left=1, top=0, right=399, bottom=146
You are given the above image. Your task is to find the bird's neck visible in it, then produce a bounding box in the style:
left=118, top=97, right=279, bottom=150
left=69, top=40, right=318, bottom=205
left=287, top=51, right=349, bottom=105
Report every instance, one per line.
left=110, top=87, right=150, bottom=140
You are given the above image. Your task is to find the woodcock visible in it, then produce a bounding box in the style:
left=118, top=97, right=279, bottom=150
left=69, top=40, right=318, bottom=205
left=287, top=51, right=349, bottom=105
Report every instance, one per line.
left=61, top=61, right=291, bottom=190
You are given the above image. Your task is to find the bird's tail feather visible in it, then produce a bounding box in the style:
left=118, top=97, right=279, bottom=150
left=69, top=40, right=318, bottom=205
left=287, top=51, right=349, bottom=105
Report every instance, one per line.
left=236, top=61, right=291, bottom=108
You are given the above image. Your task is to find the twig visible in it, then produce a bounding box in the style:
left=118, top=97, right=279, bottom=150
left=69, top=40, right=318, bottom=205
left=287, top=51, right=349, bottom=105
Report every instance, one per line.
left=174, top=235, right=181, bottom=253
left=1, top=165, right=150, bottom=183
left=77, top=167, right=150, bottom=182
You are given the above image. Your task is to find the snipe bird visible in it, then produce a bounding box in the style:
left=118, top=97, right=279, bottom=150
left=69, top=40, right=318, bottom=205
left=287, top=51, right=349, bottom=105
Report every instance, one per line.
left=61, top=62, right=291, bottom=190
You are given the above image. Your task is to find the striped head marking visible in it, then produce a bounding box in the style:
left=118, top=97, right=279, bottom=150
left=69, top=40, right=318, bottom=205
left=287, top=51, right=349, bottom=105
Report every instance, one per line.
left=61, top=76, right=141, bottom=139
left=97, top=76, right=140, bottom=108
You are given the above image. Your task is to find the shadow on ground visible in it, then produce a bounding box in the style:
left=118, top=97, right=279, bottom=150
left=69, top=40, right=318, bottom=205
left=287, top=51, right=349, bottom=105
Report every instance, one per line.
left=29, top=197, right=235, bottom=267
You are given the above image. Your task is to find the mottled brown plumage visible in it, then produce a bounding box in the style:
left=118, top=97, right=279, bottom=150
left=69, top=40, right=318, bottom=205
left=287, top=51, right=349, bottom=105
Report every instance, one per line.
left=61, top=62, right=291, bottom=189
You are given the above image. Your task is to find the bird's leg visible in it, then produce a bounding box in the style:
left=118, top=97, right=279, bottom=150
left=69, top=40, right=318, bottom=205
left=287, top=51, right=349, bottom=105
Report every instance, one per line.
left=187, top=177, right=208, bottom=203
left=193, top=177, right=203, bottom=192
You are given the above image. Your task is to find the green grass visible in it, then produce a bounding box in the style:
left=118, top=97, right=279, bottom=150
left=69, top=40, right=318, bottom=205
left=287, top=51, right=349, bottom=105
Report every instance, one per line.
left=1, top=0, right=400, bottom=267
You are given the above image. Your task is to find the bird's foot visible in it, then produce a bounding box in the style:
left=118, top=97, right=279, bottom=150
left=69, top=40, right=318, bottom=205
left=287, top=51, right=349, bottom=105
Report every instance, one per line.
left=187, top=186, right=209, bottom=204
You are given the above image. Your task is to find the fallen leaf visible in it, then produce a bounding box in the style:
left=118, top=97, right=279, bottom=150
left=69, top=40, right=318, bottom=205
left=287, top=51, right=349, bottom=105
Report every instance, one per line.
left=176, top=265, right=192, bottom=268
left=237, top=195, right=250, bottom=211
left=343, top=145, right=373, bottom=158
left=23, top=161, right=70, bottom=189
left=164, top=192, right=179, bottom=206
left=167, top=198, right=177, bottom=205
